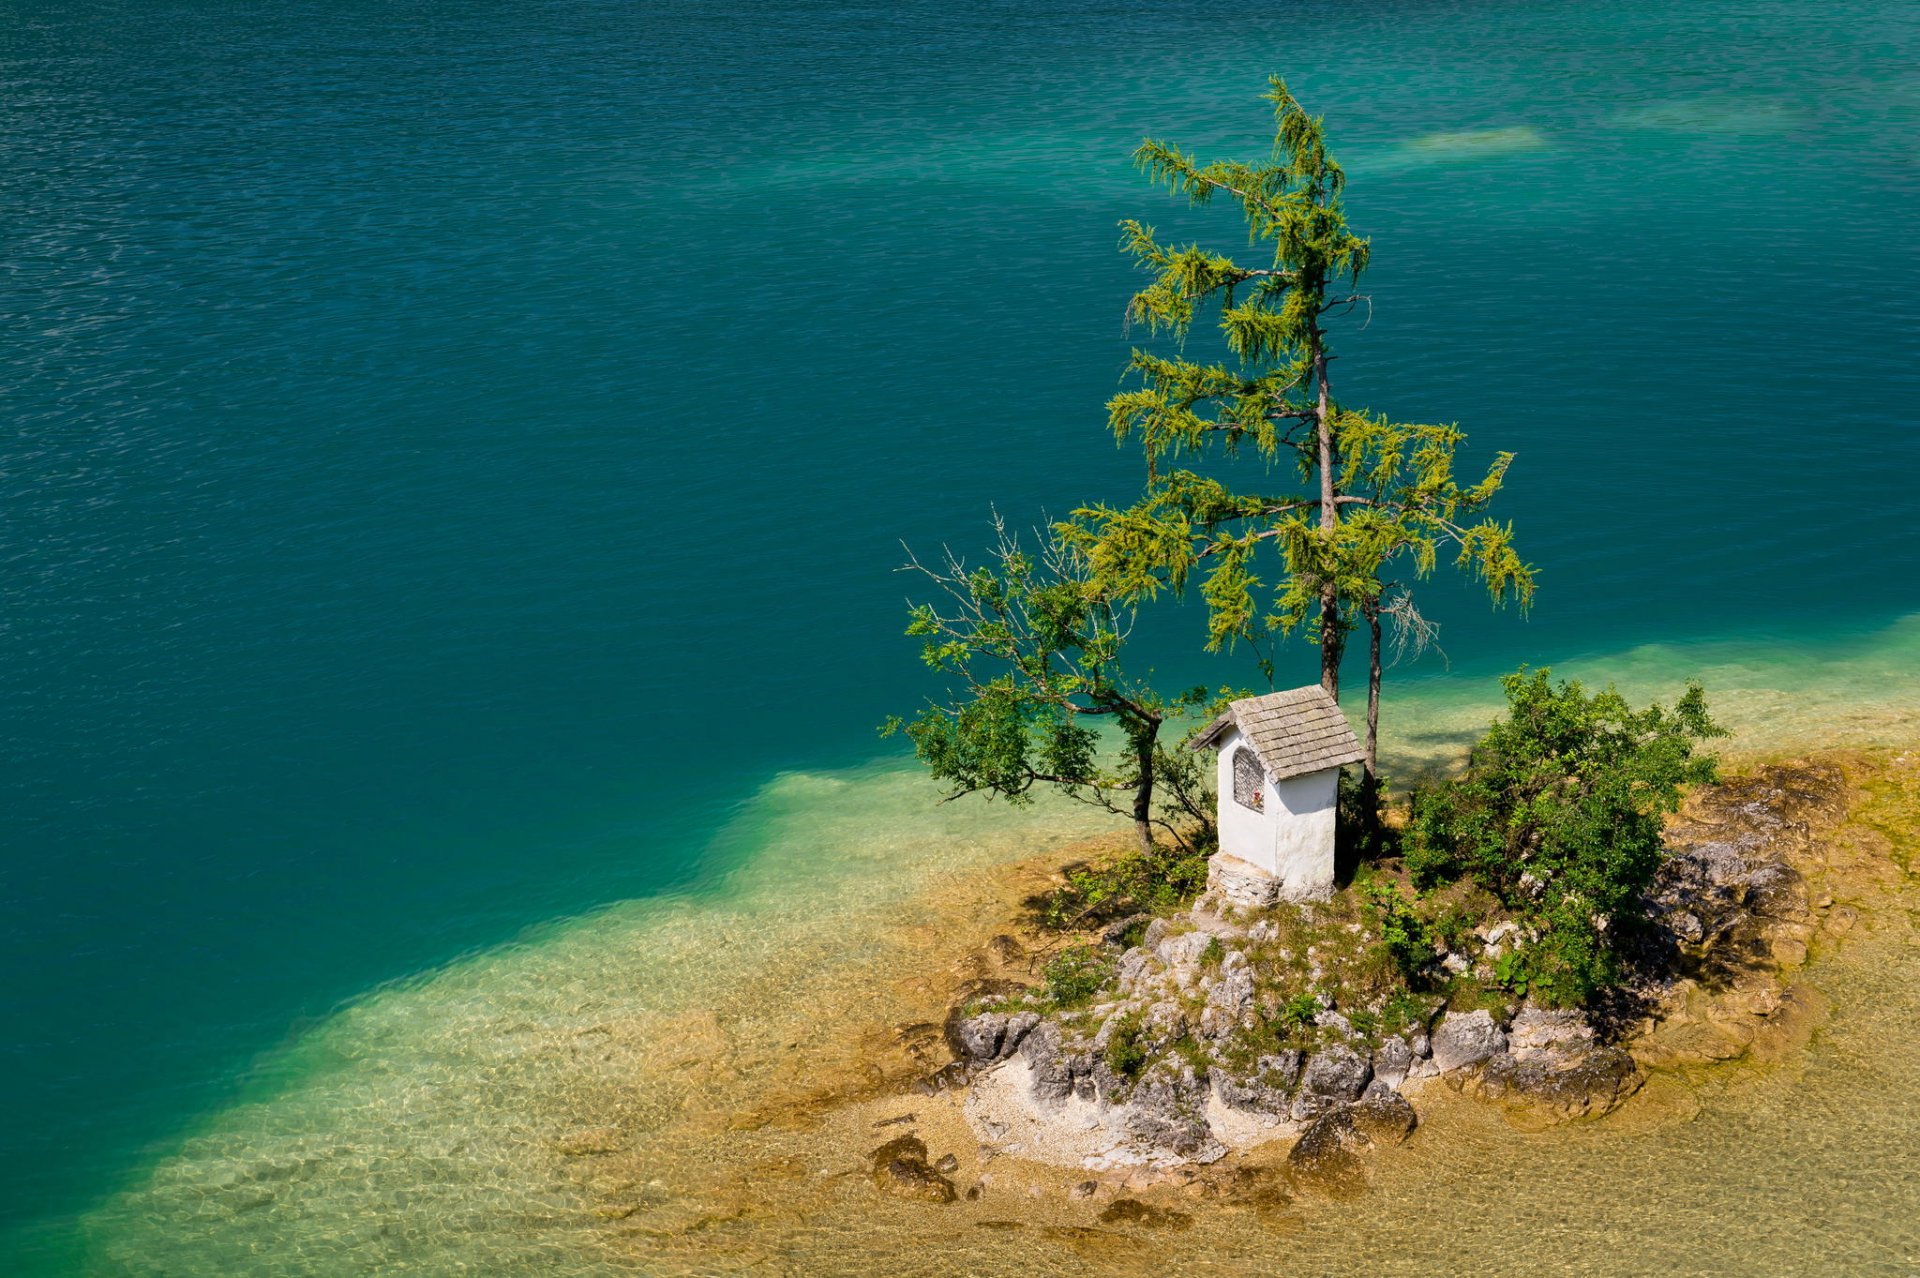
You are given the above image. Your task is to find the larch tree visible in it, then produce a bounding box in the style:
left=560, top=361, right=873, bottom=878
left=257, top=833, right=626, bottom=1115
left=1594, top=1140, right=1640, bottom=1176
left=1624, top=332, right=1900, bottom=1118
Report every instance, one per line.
left=1066, top=77, right=1371, bottom=696
left=1324, top=411, right=1534, bottom=804
left=1065, top=79, right=1531, bottom=788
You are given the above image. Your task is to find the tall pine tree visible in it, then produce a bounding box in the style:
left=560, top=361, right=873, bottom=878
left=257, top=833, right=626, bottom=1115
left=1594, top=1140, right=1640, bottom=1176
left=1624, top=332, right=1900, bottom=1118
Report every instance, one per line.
left=1068, top=79, right=1531, bottom=785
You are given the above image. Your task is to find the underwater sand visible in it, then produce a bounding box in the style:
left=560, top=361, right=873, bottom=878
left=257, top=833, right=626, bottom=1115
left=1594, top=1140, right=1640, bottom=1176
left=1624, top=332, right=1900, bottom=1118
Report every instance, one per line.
left=63, top=618, right=1920, bottom=1276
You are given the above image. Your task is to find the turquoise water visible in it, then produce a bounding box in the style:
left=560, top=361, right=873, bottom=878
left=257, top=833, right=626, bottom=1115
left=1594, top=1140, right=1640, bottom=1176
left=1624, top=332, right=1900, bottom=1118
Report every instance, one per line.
left=3, top=0, right=1917, bottom=1268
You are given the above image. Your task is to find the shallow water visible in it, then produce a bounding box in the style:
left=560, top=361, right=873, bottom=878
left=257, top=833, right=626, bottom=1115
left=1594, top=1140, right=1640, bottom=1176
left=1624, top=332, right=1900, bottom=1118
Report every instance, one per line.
left=58, top=640, right=1920, bottom=1276
left=5, top=0, right=1920, bottom=1268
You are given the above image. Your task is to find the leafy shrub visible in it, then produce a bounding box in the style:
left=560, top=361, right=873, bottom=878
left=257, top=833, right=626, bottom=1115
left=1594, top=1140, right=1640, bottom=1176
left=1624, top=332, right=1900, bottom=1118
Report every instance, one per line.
left=1278, top=993, right=1321, bottom=1034
left=1379, top=989, right=1430, bottom=1038
left=1039, top=843, right=1209, bottom=929
left=1337, top=768, right=1394, bottom=861
left=1039, top=945, right=1113, bottom=1009
left=1361, top=880, right=1430, bottom=983
left=1405, top=668, right=1724, bottom=1007
left=1104, top=1013, right=1149, bottom=1079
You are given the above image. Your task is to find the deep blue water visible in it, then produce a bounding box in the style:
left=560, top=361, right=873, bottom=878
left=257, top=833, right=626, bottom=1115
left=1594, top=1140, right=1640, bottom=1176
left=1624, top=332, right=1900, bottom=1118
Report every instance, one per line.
left=3, top=0, right=1917, bottom=1261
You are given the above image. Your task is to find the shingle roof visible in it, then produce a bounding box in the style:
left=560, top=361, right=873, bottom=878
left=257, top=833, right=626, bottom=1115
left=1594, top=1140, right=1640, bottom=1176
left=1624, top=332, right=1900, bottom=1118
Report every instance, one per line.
left=1190, top=685, right=1365, bottom=782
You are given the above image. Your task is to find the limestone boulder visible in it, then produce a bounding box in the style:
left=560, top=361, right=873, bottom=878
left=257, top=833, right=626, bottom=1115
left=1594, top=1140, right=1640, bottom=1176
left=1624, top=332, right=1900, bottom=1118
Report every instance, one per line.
left=1431, top=1010, right=1508, bottom=1073
left=1123, top=1062, right=1220, bottom=1159
left=1292, top=1043, right=1371, bottom=1119
left=1350, top=1081, right=1418, bottom=1145
left=1475, top=1045, right=1641, bottom=1127
left=1284, top=1108, right=1368, bottom=1196
left=1370, top=1036, right=1414, bottom=1089
left=1212, top=1050, right=1303, bottom=1117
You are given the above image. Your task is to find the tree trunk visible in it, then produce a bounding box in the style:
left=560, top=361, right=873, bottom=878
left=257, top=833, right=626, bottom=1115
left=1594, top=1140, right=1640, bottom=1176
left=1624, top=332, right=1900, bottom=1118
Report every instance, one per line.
left=1132, top=730, right=1156, bottom=856
left=1364, top=602, right=1382, bottom=802
left=1314, top=340, right=1343, bottom=698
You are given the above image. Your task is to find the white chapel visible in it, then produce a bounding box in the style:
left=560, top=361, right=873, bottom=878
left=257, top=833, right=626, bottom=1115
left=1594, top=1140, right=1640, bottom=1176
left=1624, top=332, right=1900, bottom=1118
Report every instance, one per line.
left=1191, top=685, right=1365, bottom=906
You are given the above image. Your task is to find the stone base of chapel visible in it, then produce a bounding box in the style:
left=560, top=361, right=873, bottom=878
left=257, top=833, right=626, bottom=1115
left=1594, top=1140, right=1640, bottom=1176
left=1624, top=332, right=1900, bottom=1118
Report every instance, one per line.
left=1206, top=852, right=1282, bottom=909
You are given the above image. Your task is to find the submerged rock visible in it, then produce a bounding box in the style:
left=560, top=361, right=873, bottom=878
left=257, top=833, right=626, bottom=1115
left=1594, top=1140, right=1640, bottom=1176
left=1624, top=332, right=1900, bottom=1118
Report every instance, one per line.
left=1350, top=1083, right=1418, bottom=1145
left=1476, top=1045, right=1641, bottom=1126
left=871, top=1156, right=957, bottom=1203
left=1285, top=1109, right=1368, bottom=1195
left=1506, top=1007, right=1595, bottom=1061
left=1097, top=1198, right=1193, bottom=1230
left=869, top=1134, right=957, bottom=1204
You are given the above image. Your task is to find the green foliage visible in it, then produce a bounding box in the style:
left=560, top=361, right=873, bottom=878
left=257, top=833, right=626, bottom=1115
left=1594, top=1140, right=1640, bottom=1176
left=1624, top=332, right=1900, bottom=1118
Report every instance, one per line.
left=1199, top=935, right=1225, bottom=969
left=1277, top=992, right=1321, bottom=1033
left=1361, top=879, right=1429, bottom=983
left=1039, top=945, right=1114, bottom=1010
left=1062, top=79, right=1532, bottom=717
left=1104, top=1013, right=1149, bottom=1079
left=885, top=514, right=1216, bottom=854
left=1379, top=989, right=1431, bottom=1038
left=1038, top=841, right=1211, bottom=929
left=1338, top=768, right=1393, bottom=860
left=1406, top=668, right=1727, bottom=1006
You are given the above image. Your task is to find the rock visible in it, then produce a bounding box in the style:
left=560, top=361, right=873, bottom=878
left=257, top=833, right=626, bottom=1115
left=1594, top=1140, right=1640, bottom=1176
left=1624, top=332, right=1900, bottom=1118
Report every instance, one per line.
left=913, top=1061, right=969, bottom=1094
left=1506, top=1007, right=1595, bottom=1061
left=933, top=1153, right=959, bottom=1174
left=1744, top=863, right=1808, bottom=920
left=1285, top=1109, right=1367, bottom=1195
left=869, top=1133, right=958, bottom=1204
left=1410, top=1032, right=1431, bottom=1059
left=1293, top=1043, right=1371, bottom=1119
left=1441, top=952, right=1471, bottom=975
left=1350, top=1083, right=1418, bottom=1145
left=1124, top=1063, right=1218, bottom=1157
left=1207, top=852, right=1283, bottom=908
left=1143, top=1000, right=1189, bottom=1051
left=1213, top=1050, right=1303, bottom=1116
left=871, top=1155, right=957, bottom=1204
left=870, top=1134, right=928, bottom=1164
left=1101, top=915, right=1152, bottom=948
left=1157, top=931, right=1214, bottom=967
left=986, top=933, right=1027, bottom=964
left=1431, top=1010, right=1508, bottom=1073
left=1002, top=1012, right=1040, bottom=1056
left=1202, top=964, right=1255, bottom=1036
left=1115, top=945, right=1156, bottom=992
left=942, top=978, right=1025, bottom=1058
left=1476, top=1045, right=1641, bottom=1125
left=950, top=1013, right=1008, bottom=1065
left=1315, top=1010, right=1354, bottom=1038
left=1479, top=920, right=1521, bottom=946
left=1019, top=1021, right=1075, bottom=1105
left=1370, top=1036, right=1414, bottom=1089
left=1097, top=1198, right=1192, bottom=1230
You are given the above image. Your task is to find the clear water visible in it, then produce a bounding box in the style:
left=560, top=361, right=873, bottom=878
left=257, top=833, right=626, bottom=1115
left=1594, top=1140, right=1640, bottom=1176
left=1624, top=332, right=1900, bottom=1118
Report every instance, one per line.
left=2, top=0, right=1917, bottom=1269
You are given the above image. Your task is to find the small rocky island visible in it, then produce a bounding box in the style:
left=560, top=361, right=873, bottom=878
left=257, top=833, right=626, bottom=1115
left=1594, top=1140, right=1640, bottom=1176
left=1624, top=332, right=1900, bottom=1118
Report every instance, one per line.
left=869, top=755, right=1851, bottom=1202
